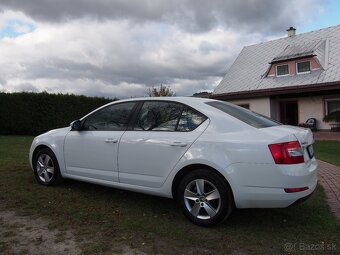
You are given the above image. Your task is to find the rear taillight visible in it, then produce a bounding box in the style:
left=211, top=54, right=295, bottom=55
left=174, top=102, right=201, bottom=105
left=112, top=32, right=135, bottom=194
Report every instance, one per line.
left=284, top=187, right=308, bottom=193
left=268, top=141, right=304, bottom=164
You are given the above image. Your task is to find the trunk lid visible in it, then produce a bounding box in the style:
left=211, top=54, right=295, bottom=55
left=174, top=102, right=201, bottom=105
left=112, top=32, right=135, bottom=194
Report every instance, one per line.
left=260, top=125, right=315, bottom=162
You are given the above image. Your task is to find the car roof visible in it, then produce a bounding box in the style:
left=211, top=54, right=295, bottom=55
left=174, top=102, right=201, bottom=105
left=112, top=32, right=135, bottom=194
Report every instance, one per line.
left=81, top=96, right=222, bottom=121
left=111, top=97, right=225, bottom=113
left=113, top=96, right=218, bottom=104
left=79, top=96, right=253, bottom=132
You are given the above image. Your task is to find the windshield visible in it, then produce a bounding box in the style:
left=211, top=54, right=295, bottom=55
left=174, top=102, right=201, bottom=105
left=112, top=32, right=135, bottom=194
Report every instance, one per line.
left=206, top=101, right=281, bottom=128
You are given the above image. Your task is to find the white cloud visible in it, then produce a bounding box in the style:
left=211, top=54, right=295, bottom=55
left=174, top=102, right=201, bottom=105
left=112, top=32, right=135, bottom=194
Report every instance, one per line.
left=0, top=10, right=34, bottom=28
left=0, top=1, right=327, bottom=98
left=1, top=18, right=260, bottom=97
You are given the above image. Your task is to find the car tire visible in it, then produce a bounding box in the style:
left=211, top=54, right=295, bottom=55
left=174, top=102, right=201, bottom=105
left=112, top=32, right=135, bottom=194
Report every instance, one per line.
left=178, top=169, right=234, bottom=226
left=33, top=148, right=63, bottom=186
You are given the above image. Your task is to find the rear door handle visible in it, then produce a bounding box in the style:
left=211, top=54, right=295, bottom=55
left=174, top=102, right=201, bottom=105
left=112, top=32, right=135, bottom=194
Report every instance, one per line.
left=169, top=141, right=187, bottom=147
left=105, top=138, right=118, bottom=143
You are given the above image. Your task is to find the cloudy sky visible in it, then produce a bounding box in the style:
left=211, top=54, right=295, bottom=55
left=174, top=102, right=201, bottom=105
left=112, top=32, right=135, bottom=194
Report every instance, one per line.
left=0, top=0, right=339, bottom=98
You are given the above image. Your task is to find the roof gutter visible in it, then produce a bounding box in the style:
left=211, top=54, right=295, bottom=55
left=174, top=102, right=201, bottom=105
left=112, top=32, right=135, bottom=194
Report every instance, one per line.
left=211, top=81, right=340, bottom=100
left=269, top=54, right=316, bottom=64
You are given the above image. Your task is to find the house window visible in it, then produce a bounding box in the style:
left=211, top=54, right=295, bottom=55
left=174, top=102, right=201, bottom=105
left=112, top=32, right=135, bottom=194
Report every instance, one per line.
left=276, top=64, right=289, bottom=76
left=326, top=99, right=340, bottom=115
left=237, top=104, right=250, bottom=109
left=296, top=61, right=311, bottom=74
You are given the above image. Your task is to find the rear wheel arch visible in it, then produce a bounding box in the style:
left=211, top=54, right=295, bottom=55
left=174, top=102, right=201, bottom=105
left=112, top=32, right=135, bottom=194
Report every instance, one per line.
left=175, top=166, right=235, bottom=226
left=171, top=164, right=235, bottom=204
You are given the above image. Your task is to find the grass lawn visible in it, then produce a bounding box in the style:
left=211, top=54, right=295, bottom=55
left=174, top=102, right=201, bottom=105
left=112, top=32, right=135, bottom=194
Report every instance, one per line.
left=0, top=136, right=339, bottom=254
left=314, top=140, right=340, bottom=166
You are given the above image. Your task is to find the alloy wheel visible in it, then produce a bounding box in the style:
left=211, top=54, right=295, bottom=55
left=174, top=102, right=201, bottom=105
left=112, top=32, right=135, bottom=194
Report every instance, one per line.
left=36, top=154, right=55, bottom=183
left=183, top=179, right=221, bottom=220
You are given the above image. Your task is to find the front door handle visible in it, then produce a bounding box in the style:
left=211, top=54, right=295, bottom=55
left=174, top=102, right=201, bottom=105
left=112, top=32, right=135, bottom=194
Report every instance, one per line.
left=105, top=138, right=118, bottom=143
left=169, top=141, right=187, bottom=147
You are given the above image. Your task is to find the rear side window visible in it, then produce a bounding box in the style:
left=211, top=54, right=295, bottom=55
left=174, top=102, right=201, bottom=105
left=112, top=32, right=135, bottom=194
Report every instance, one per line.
left=206, top=101, right=280, bottom=128
left=177, top=107, right=207, bottom=131
left=134, top=102, right=183, bottom=131
left=133, top=101, right=207, bottom=132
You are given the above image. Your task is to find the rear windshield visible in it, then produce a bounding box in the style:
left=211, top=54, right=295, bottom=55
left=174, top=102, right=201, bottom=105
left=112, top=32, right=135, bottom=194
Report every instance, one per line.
left=206, top=101, right=281, bottom=128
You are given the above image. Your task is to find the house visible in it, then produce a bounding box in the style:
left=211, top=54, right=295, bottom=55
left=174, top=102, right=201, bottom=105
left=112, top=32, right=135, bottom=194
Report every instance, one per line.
left=212, top=25, right=340, bottom=130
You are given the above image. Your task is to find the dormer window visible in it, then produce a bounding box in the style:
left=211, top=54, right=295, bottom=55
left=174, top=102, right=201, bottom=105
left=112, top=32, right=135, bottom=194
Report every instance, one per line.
left=296, top=61, right=311, bottom=74
left=276, top=64, right=289, bottom=76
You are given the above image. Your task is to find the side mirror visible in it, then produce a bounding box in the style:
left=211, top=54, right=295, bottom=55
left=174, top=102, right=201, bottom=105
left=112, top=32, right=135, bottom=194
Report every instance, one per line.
left=71, top=120, right=82, bottom=131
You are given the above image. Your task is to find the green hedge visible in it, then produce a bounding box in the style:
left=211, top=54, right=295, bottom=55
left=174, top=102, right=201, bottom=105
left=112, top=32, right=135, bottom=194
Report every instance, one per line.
left=0, top=92, right=113, bottom=135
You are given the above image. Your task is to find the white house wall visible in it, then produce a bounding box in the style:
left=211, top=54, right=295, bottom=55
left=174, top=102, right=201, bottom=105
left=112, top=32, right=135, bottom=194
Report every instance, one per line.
left=227, top=96, right=335, bottom=130
left=298, top=96, right=328, bottom=130
left=227, top=97, right=271, bottom=117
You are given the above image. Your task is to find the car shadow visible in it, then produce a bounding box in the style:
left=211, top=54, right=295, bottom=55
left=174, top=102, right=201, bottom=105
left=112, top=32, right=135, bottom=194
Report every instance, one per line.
left=56, top=178, right=323, bottom=231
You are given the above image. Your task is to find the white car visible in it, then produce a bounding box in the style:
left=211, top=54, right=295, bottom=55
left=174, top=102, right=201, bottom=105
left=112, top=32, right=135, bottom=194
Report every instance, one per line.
left=29, top=97, right=317, bottom=226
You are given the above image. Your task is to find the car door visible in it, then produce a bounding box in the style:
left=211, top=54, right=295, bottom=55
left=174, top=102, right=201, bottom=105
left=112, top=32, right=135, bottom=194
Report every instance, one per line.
left=64, top=102, right=136, bottom=182
left=118, top=101, right=209, bottom=188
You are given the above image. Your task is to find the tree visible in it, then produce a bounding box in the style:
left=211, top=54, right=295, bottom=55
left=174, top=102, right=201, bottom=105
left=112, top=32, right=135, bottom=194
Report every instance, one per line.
left=192, top=91, right=212, bottom=98
left=147, top=84, right=175, bottom=97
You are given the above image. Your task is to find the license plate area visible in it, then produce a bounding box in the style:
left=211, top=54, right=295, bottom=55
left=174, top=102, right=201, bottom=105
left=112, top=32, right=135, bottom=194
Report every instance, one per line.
left=307, top=145, right=314, bottom=159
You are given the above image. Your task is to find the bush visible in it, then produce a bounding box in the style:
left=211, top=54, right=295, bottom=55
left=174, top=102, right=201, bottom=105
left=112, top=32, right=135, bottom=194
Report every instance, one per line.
left=0, top=92, right=113, bottom=135
left=323, top=111, right=340, bottom=123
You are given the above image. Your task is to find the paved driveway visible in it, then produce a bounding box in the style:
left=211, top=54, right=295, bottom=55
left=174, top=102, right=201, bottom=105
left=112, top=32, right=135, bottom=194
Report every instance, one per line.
left=318, top=160, right=340, bottom=220
left=314, top=131, right=340, bottom=141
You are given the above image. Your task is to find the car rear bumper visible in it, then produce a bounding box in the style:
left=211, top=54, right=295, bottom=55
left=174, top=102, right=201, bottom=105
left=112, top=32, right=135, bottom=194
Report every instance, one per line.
left=288, top=187, right=316, bottom=207
left=233, top=178, right=317, bottom=208
left=224, top=158, right=318, bottom=208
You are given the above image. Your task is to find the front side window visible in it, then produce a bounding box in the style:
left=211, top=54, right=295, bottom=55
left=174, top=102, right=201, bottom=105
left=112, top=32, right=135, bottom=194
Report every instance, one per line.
left=276, top=64, right=289, bottom=76
left=82, top=102, right=136, bottom=131
left=297, top=61, right=311, bottom=74
left=206, top=101, right=280, bottom=128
